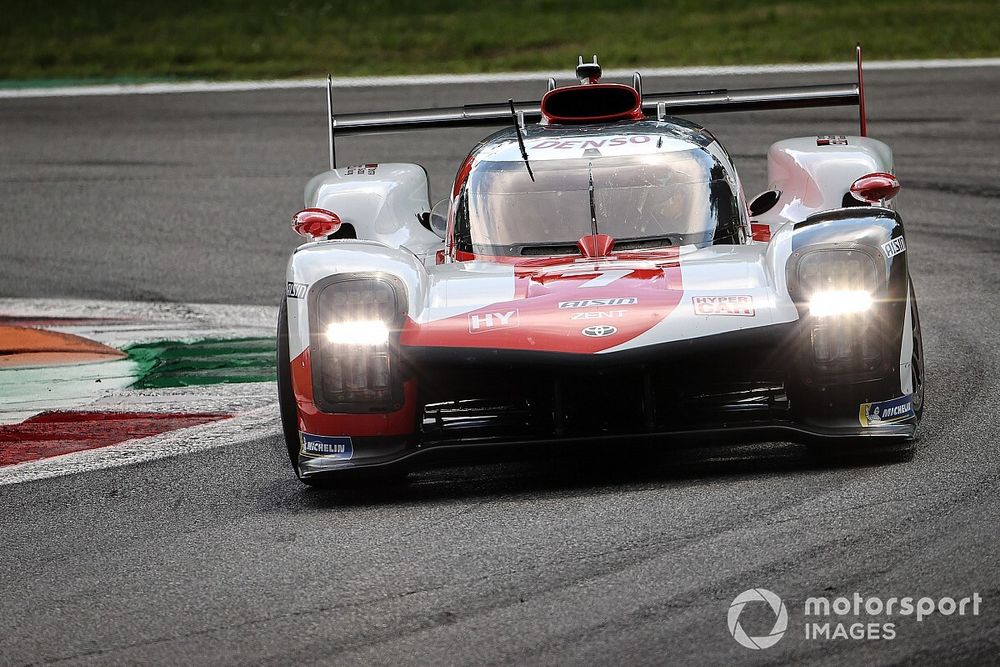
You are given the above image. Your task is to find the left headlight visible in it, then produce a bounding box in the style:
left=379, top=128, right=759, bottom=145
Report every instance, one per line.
left=789, top=249, right=883, bottom=374
left=796, top=249, right=878, bottom=303
left=808, top=289, right=873, bottom=317
left=311, top=275, right=405, bottom=412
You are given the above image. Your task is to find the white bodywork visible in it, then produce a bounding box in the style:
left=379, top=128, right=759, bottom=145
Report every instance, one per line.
left=304, top=163, right=442, bottom=261
left=753, top=136, right=893, bottom=231
left=286, top=240, right=800, bottom=360
left=286, top=137, right=892, bottom=362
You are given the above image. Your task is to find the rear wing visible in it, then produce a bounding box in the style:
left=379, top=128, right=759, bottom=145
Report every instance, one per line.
left=326, top=45, right=869, bottom=169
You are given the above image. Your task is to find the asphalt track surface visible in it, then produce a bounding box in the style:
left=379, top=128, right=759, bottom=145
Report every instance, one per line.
left=1, top=66, right=999, bottom=665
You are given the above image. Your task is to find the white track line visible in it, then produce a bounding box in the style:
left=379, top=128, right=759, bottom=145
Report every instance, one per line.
left=2, top=58, right=999, bottom=99
left=0, top=402, right=279, bottom=486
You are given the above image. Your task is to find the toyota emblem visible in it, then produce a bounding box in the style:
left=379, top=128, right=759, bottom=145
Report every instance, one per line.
left=581, top=325, right=618, bottom=337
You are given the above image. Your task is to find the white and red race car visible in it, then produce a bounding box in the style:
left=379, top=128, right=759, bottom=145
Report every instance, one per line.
left=277, top=52, right=924, bottom=485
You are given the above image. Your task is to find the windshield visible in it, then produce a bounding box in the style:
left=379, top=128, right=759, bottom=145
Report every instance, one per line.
left=454, top=148, right=741, bottom=256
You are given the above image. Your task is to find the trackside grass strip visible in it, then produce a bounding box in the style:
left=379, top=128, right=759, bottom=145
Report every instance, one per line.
left=1, top=0, right=998, bottom=83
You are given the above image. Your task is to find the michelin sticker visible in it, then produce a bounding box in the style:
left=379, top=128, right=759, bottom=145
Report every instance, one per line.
left=300, top=433, right=354, bottom=460
left=859, top=395, right=914, bottom=427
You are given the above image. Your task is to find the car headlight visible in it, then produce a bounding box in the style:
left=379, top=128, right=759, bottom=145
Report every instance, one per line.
left=789, top=249, right=883, bottom=374
left=796, top=249, right=877, bottom=298
left=311, top=276, right=405, bottom=412
left=808, top=289, right=873, bottom=317
left=325, top=320, right=390, bottom=345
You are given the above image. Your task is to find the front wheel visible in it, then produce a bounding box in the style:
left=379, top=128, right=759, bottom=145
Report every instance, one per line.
left=909, top=278, right=925, bottom=421
left=276, top=298, right=303, bottom=474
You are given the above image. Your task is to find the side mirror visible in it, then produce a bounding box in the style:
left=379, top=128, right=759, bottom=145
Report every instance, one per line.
left=850, top=173, right=901, bottom=204
left=429, top=199, right=449, bottom=239
left=748, top=189, right=780, bottom=217
left=292, top=208, right=341, bottom=240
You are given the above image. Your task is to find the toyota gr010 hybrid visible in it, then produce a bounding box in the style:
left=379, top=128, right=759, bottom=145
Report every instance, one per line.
left=277, top=51, right=924, bottom=485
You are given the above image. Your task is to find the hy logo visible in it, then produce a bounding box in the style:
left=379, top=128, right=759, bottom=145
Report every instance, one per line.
left=468, top=310, right=518, bottom=334
left=728, top=588, right=788, bottom=650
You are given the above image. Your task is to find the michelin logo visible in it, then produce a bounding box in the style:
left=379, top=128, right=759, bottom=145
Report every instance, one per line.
left=300, top=433, right=353, bottom=460
left=859, top=395, right=914, bottom=427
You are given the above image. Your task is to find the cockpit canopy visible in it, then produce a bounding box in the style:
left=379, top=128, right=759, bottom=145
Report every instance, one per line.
left=453, top=124, right=744, bottom=257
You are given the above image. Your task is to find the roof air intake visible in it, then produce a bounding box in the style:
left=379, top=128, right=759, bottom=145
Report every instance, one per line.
left=540, top=84, right=644, bottom=125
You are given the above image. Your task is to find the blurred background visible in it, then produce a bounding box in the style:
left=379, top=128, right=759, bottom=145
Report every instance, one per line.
left=2, top=0, right=998, bottom=84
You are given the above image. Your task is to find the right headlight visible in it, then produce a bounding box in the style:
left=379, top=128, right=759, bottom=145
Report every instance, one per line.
left=311, top=275, right=405, bottom=412
left=325, top=320, right=390, bottom=346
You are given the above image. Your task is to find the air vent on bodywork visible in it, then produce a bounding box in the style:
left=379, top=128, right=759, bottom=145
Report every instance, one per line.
left=540, top=84, right=644, bottom=125
left=417, top=356, right=789, bottom=444
left=519, top=244, right=579, bottom=256
left=517, top=237, right=672, bottom=256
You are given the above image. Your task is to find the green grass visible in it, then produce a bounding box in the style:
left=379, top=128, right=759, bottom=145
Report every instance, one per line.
left=1, top=1, right=997, bottom=83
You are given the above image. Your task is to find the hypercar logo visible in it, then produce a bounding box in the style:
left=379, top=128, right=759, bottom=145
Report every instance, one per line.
left=559, top=297, right=638, bottom=308
left=859, top=395, right=914, bottom=427
left=581, top=325, right=617, bottom=337
left=693, top=295, right=755, bottom=316
left=881, top=237, right=906, bottom=259
left=286, top=282, right=308, bottom=299
left=469, top=310, right=519, bottom=334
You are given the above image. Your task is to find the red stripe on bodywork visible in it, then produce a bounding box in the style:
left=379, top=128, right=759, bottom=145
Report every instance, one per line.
left=401, top=247, right=684, bottom=354
left=290, top=348, right=417, bottom=437
left=0, top=411, right=230, bottom=466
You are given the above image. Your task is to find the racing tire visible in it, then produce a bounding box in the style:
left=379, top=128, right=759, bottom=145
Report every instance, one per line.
left=909, top=278, right=925, bottom=422
left=277, top=298, right=304, bottom=473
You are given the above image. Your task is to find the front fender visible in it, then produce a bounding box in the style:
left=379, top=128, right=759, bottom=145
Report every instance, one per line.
left=285, top=240, right=430, bottom=360
left=781, top=206, right=915, bottom=434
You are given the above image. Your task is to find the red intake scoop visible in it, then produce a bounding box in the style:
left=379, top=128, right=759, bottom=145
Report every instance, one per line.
left=577, top=234, right=615, bottom=259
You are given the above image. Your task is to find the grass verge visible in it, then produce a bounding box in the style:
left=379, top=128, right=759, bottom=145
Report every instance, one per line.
left=1, top=0, right=998, bottom=83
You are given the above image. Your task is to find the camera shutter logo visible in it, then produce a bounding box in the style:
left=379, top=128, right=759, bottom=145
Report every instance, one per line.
left=728, top=588, right=788, bottom=649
